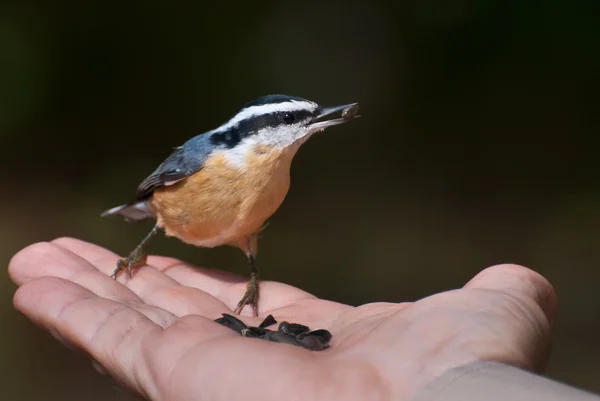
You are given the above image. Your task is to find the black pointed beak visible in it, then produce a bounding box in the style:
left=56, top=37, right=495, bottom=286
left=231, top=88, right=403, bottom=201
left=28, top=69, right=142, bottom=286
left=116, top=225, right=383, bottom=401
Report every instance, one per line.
left=308, top=102, right=359, bottom=130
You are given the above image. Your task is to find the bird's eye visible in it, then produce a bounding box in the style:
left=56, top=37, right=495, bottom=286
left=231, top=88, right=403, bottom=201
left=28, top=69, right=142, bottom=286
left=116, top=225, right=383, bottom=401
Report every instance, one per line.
left=282, top=112, right=295, bottom=124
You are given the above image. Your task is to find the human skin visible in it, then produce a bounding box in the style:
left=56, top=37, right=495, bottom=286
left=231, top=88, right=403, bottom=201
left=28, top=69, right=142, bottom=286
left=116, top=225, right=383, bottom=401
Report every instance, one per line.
left=9, top=238, right=556, bottom=401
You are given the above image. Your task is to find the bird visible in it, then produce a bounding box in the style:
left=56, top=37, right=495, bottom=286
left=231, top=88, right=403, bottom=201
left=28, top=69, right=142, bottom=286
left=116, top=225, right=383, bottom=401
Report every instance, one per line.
left=101, top=94, right=359, bottom=316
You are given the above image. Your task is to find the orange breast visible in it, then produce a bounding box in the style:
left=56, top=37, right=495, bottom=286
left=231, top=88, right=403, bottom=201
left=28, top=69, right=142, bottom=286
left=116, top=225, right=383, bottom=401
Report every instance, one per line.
left=151, top=144, right=294, bottom=250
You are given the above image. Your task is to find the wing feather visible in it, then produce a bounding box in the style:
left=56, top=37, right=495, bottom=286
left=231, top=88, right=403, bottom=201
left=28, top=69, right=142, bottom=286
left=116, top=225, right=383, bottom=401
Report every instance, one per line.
left=135, top=135, right=211, bottom=200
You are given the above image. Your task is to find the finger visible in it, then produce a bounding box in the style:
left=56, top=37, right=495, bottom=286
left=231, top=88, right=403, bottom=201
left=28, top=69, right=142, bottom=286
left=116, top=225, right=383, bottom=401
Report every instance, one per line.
left=216, top=280, right=317, bottom=317
left=52, top=237, right=144, bottom=277
left=53, top=238, right=319, bottom=313
left=52, top=238, right=227, bottom=317
left=53, top=237, right=244, bottom=298
left=124, top=270, right=229, bottom=318
left=144, top=255, right=246, bottom=295
left=13, top=277, right=170, bottom=396
left=148, top=256, right=319, bottom=315
left=464, top=264, right=558, bottom=324
left=9, top=242, right=142, bottom=304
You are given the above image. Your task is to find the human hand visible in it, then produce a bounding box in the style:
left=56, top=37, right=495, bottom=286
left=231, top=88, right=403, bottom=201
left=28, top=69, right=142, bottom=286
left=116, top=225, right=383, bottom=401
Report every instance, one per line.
left=9, top=238, right=556, bottom=400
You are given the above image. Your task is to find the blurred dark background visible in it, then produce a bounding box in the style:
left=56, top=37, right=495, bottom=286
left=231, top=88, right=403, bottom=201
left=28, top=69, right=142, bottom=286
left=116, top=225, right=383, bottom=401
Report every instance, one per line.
left=1, top=0, right=599, bottom=399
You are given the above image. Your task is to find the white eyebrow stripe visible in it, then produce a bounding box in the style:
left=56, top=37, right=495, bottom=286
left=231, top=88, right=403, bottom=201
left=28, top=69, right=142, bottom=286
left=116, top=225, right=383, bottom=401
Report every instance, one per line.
left=212, top=100, right=317, bottom=133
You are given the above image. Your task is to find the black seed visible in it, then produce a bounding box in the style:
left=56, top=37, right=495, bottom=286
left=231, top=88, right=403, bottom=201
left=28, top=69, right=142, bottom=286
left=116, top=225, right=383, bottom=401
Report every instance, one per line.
left=215, top=313, right=247, bottom=334
left=241, top=326, right=268, bottom=338
left=279, top=321, right=310, bottom=336
left=259, top=315, right=277, bottom=329
left=264, top=331, right=303, bottom=346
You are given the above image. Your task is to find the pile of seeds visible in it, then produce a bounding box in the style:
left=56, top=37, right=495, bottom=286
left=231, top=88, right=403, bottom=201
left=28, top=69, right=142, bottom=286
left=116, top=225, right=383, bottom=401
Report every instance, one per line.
left=215, top=314, right=332, bottom=351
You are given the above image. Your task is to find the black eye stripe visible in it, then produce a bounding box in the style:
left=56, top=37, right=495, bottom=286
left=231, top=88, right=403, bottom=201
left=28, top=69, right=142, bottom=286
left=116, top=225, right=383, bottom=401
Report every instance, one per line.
left=238, top=110, right=313, bottom=134
left=210, top=109, right=315, bottom=148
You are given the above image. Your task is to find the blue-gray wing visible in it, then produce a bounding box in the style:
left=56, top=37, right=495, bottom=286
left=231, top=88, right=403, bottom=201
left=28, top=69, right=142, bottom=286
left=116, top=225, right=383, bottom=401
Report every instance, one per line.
left=135, top=135, right=212, bottom=200
left=101, top=134, right=214, bottom=221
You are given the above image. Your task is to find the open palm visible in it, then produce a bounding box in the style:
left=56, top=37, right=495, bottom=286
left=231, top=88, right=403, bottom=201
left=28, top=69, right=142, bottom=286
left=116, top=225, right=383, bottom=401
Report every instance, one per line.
left=9, top=238, right=556, bottom=401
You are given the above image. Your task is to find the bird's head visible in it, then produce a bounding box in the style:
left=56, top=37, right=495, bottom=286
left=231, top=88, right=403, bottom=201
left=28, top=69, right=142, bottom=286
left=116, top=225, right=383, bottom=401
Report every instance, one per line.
left=208, top=94, right=359, bottom=166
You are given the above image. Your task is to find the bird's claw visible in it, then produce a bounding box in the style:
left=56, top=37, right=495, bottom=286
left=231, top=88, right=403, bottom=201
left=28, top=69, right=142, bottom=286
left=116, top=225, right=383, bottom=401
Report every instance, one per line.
left=233, top=288, right=259, bottom=316
left=234, top=274, right=259, bottom=316
left=110, top=250, right=146, bottom=280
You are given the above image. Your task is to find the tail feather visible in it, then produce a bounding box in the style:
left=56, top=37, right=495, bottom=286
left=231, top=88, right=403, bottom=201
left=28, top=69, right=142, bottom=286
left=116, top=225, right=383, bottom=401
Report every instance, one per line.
left=101, top=201, right=155, bottom=222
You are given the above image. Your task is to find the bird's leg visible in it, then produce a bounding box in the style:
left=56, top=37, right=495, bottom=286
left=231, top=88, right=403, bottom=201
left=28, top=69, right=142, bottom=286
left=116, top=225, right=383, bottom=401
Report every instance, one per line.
left=111, top=225, right=159, bottom=279
left=234, top=235, right=259, bottom=316
left=233, top=252, right=259, bottom=316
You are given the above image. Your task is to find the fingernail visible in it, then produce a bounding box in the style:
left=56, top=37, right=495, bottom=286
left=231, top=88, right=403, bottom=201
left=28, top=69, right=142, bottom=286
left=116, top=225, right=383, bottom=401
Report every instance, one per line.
left=50, top=329, right=76, bottom=351
left=91, top=359, right=108, bottom=376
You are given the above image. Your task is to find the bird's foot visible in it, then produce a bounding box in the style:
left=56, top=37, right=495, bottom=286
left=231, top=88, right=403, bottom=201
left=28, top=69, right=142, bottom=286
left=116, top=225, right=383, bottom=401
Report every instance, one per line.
left=233, top=273, right=259, bottom=316
left=110, top=247, right=147, bottom=279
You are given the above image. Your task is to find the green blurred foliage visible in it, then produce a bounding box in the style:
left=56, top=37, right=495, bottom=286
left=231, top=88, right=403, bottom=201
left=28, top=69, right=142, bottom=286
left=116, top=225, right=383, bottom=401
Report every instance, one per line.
left=1, top=0, right=599, bottom=399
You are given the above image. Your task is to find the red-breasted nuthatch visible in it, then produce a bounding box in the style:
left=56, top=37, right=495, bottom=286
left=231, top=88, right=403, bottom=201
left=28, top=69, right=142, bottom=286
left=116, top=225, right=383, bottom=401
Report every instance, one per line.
left=102, top=94, right=359, bottom=316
